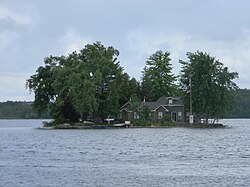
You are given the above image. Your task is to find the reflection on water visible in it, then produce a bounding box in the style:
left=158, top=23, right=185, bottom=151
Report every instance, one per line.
left=0, top=119, right=249, bottom=186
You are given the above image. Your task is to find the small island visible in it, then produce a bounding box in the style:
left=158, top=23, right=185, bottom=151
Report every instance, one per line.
left=42, top=120, right=225, bottom=129
left=27, top=42, right=238, bottom=129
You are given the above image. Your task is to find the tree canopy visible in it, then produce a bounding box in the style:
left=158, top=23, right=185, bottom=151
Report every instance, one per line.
left=141, top=50, right=177, bottom=101
left=0, top=101, right=50, bottom=119
left=26, top=42, right=239, bottom=124
left=179, top=51, right=239, bottom=124
left=26, top=42, right=135, bottom=123
left=226, top=89, right=250, bottom=118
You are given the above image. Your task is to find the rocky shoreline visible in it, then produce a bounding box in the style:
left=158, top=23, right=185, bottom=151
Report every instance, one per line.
left=177, top=123, right=226, bottom=128
left=41, top=121, right=227, bottom=129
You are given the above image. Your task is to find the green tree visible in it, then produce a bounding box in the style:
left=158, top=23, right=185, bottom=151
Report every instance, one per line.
left=118, top=73, right=141, bottom=106
left=27, top=55, right=81, bottom=123
left=118, top=73, right=131, bottom=106
left=227, top=89, right=250, bottom=118
left=78, top=42, right=123, bottom=122
left=141, top=50, right=177, bottom=101
left=26, top=59, right=56, bottom=115
left=179, top=51, right=239, bottom=124
left=26, top=42, right=123, bottom=124
left=140, top=105, right=151, bottom=121
left=129, top=78, right=141, bottom=100
left=0, top=101, right=49, bottom=119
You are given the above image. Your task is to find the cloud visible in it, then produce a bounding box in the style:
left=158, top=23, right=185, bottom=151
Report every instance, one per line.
left=57, top=27, right=93, bottom=55
left=0, top=30, right=21, bottom=73
left=0, top=4, right=31, bottom=25
left=1, top=0, right=250, bottom=102
left=124, top=29, right=250, bottom=88
left=0, top=75, right=33, bottom=101
left=124, top=30, right=192, bottom=79
left=0, top=30, right=19, bottom=51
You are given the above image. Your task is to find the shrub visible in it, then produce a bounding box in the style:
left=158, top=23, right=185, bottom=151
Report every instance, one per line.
left=132, top=119, right=151, bottom=126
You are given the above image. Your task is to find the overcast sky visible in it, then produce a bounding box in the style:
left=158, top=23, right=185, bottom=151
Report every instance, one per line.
left=1, top=0, right=250, bottom=101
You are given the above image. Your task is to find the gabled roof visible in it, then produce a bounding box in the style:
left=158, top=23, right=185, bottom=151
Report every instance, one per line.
left=120, top=102, right=130, bottom=110
left=140, top=101, right=158, bottom=111
left=120, top=96, right=184, bottom=112
left=140, top=102, right=169, bottom=111
left=154, top=105, right=169, bottom=112
left=156, top=96, right=184, bottom=106
left=120, top=102, right=134, bottom=112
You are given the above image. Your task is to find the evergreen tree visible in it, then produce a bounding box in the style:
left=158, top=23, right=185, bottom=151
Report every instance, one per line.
left=118, top=74, right=141, bottom=106
left=141, top=50, right=177, bottom=101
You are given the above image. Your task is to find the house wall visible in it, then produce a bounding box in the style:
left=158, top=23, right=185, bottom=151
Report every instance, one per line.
left=167, top=106, right=185, bottom=122
left=121, top=110, right=134, bottom=122
left=151, top=106, right=168, bottom=122
left=119, top=98, right=186, bottom=123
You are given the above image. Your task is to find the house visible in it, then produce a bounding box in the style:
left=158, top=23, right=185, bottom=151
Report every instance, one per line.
left=119, top=97, right=186, bottom=123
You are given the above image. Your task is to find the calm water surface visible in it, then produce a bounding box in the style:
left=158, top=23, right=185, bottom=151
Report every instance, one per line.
left=0, top=119, right=250, bottom=187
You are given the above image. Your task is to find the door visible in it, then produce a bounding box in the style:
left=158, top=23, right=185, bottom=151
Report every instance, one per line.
left=172, top=112, right=177, bottom=121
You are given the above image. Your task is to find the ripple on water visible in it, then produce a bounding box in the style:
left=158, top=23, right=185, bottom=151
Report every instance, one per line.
left=0, top=119, right=250, bottom=186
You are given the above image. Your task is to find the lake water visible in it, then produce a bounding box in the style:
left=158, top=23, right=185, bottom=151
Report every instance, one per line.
left=0, top=119, right=250, bottom=187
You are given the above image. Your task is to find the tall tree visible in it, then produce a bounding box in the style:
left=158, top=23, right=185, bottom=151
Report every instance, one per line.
left=118, top=73, right=141, bottom=106
left=78, top=42, right=123, bottom=122
left=26, top=42, right=123, bottom=123
left=129, top=78, right=141, bottom=100
left=179, top=51, right=239, bottom=124
left=141, top=50, right=177, bottom=101
left=118, top=73, right=131, bottom=106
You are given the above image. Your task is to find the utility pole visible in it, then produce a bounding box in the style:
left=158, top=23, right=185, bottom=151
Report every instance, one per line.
left=189, top=74, right=193, bottom=124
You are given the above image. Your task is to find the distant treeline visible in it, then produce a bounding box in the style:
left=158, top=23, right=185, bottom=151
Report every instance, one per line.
left=226, top=89, right=250, bottom=118
left=0, top=101, right=50, bottom=119
left=0, top=88, right=250, bottom=119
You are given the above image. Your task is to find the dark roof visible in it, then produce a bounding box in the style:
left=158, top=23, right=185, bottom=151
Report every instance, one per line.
left=156, top=96, right=182, bottom=104
left=120, top=96, right=183, bottom=112
left=141, top=102, right=159, bottom=111
left=142, top=102, right=169, bottom=111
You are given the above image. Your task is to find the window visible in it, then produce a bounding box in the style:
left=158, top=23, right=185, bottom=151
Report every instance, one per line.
left=134, top=112, right=139, bottom=119
left=158, top=112, right=163, bottom=119
left=178, top=112, right=182, bottom=120
left=169, top=99, right=173, bottom=105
